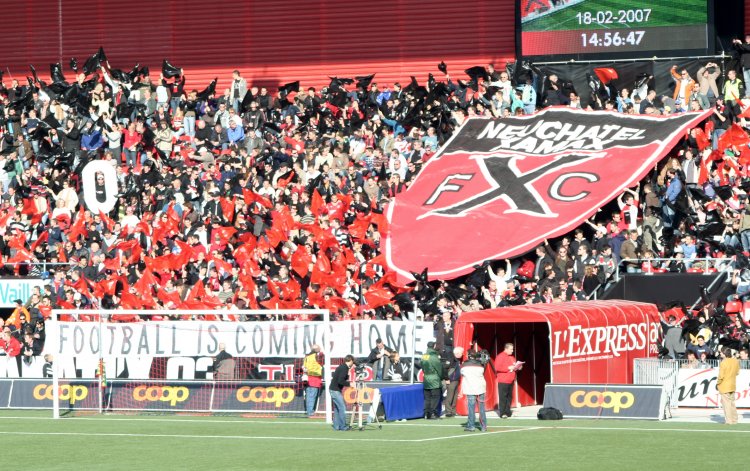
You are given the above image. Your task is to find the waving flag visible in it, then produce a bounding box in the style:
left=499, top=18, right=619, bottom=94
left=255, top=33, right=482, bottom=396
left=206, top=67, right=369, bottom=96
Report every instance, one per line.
left=386, top=108, right=711, bottom=281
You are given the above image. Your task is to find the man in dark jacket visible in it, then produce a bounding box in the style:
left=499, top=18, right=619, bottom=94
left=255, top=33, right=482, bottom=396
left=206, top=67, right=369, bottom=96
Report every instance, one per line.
left=444, top=347, right=463, bottom=417
left=330, top=354, right=354, bottom=431
left=367, top=338, right=394, bottom=380
left=421, top=341, right=444, bottom=419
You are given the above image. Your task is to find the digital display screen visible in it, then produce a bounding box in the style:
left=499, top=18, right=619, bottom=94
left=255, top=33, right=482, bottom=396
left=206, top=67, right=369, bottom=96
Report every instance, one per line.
left=520, top=0, right=710, bottom=58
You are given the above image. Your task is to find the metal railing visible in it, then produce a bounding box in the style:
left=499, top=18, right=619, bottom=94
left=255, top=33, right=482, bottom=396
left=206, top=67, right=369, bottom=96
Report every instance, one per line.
left=615, top=257, right=733, bottom=282
left=1, top=262, right=75, bottom=276
left=634, top=358, right=750, bottom=408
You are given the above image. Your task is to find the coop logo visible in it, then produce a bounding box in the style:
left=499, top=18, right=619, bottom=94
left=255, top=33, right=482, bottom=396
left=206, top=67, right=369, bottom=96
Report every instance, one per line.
left=235, top=386, right=295, bottom=408
left=133, top=386, right=190, bottom=406
left=569, top=390, right=634, bottom=413
left=33, top=384, right=89, bottom=404
left=344, top=387, right=375, bottom=405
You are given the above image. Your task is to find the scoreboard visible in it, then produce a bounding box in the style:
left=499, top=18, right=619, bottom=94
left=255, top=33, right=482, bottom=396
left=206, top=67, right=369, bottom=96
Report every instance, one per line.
left=519, top=0, right=711, bottom=59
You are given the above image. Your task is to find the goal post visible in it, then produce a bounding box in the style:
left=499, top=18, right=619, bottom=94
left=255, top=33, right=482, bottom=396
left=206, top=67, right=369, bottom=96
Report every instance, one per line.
left=49, top=309, right=333, bottom=424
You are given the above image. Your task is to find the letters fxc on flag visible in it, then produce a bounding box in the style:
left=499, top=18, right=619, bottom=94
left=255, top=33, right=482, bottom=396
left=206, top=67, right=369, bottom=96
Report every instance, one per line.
left=386, top=107, right=712, bottom=282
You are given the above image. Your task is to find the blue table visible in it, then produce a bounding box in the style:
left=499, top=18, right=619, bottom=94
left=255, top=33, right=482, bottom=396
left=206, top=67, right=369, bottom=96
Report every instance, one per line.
left=377, top=384, right=442, bottom=420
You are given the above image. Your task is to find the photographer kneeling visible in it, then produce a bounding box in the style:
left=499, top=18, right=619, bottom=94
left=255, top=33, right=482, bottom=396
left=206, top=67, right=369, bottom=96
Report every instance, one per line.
left=330, top=355, right=355, bottom=431
left=461, top=350, right=488, bottom=432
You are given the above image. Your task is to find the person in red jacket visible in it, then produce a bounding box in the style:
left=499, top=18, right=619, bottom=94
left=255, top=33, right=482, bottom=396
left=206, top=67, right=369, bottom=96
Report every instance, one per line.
left=494, top=343, right=522, bottom=418
left=0, top=327, right=22, bottom=357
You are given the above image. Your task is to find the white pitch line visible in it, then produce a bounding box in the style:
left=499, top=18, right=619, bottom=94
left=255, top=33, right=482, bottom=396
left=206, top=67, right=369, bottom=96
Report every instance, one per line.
left=550, top=426, right=750, bottom=434
left=2, top=416, right=749, bottom=434
left=0, top=415, right=520, bottom=428
left=412, top=427, right=544, bottom=442
left=0, top=430, right=414, bottom=443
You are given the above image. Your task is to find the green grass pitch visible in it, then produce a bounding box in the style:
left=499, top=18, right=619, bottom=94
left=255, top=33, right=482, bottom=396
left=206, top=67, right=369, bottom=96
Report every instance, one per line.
left=1, top=410, right=748, bottom=470
left=523, top=0, right=708, bottom=32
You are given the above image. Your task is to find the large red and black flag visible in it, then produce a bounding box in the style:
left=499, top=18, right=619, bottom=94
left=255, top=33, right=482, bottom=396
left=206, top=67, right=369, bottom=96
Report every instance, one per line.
left=386, top=107, right=711, bottom=281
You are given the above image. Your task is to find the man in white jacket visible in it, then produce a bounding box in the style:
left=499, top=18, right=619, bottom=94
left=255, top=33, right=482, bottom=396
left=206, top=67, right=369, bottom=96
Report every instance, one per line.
left=460, top=350, right=488, bottom=432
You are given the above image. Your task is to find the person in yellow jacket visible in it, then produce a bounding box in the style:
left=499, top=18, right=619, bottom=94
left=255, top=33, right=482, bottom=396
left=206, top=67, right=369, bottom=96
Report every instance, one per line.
left=717, top=347, right=740, bottom=424
left=7, top=299, right=30, bottom=331
left=303, top=344, right=324, bottom=417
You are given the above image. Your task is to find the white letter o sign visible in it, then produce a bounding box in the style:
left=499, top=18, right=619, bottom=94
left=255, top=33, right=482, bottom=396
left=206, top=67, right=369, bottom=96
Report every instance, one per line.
left=82, top=160, right=118, bottom=214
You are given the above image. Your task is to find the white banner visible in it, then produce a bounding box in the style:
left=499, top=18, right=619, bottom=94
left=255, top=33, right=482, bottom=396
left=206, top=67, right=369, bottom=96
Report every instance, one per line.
left=675, top=368, right=750, bottom=407
left=0, top=279, right=46, bottom=308
left=52, top=320, right=433, bottom=358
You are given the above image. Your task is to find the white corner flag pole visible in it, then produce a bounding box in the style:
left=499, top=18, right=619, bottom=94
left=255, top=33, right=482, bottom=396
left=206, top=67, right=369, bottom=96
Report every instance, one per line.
left=51, top=310, right=60, bottom=419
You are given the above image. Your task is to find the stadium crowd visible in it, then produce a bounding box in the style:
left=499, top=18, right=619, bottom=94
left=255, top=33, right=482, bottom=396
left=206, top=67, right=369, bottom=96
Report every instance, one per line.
left=2, top=46, right=750, bottom=360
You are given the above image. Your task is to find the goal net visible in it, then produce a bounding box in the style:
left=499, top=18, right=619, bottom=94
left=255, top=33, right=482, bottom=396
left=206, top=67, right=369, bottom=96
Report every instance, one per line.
left=48, top=309, right=334, bottom=423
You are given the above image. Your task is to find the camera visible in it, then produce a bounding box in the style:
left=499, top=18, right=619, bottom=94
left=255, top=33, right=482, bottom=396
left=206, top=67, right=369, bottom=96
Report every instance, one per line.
left=470, top=349, right=491, bottom=366
left=353, top=362, right=367, bottom=380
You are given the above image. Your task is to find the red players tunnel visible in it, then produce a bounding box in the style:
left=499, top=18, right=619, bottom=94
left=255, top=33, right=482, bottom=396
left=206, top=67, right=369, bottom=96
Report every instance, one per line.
left=454, top=300, right=660, bottom=411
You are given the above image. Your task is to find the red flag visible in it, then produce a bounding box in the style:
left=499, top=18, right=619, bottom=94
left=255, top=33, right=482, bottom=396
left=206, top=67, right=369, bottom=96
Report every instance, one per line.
left=70, top=277, right=95, bottom=301
left=212, top=226, right=237, bottom=246
left=211, top=256, right=233, bottom=275
left=219, top=197, right=235, bottom=222
left=233, top=243, right=255, bottom=266
left=291, top=247, right=312, bottom=278
left=119, top=290, right=143, bottom=309
left=144, top=255, right=173, bottom=273
left=261, top=298, right=303, bottom=310
left=127, top=243, right=143, bottom=265
left=21, top=198, right=42, bottom=224
left=323, top=296, right=354, bottom=314
left=31, top=231, right=48, bottom=253
left=94, top=278, right=118, bottom=297
left=594, top=67, right=618, bottom=84
left=698, top=158, right=710, bottom=186
left=99, top=210, right=115, bottom=232
left=277, top=171, right=296, bottom=188
left=265, top=225, right=287, bottom=248
left=314, top=230, right=339, bottom=254
left=166, top=202, right=180, bottom=224
left=103, top=254, right=122, bottom=270
left=364, top=285, right=393, bottom=309
left=114, top=239, right=138, bottom=252
left=272, top=207, right=296, bottom=233
left=57, top=299, right=75, bottom=309
left=311, top=189, right=324, bottom=215
left=369, top=212, right=389, bottom=236
left=67, top=207, right=87, bottom=242
left=0, top=209, right=12, bottom=229
left=188, top=280, right=207, bottom=299
left=348, top=215, right=371, bottom=239
left=8, top=230, right=27, bottom=250
left=242, top=188, right=273, bottom=208
left=156, top=288, right=182, bottom=307
left=134, top=220, right=152, bottom=236
left=7, top=247, right=33, bottom=264
left=174, top=240, right=197, bottom=264
left=718, top=123, right=750, bottom=154
left=693, top=128, right=710, bottom=151
left=134, top=268, right=158, bottom=295
left=57, top=244, right=67, bottom=263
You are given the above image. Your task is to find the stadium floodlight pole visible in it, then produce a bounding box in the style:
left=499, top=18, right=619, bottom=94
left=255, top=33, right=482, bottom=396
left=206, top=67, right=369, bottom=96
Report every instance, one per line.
left=323, top=309, right=332, bottom=425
